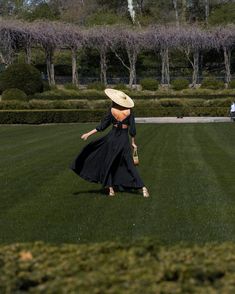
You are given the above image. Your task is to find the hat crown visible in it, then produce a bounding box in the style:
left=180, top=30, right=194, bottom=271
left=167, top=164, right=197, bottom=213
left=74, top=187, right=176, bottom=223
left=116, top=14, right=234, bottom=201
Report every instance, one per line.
left=120, top=93, right=127, bottom=99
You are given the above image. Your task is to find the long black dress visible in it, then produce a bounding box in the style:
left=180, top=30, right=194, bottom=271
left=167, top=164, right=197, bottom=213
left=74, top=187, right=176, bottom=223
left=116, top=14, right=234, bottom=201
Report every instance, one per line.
left=69, top=106, right=145, bottom=190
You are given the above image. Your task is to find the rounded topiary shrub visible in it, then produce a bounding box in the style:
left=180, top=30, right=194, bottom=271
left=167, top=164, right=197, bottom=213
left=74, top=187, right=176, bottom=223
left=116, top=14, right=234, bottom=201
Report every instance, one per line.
left=171, top=79, right=189, bottom=91
left=87, top=82, right=105, bottom=91
left=0, top=63, right=43, bottom=95
left=201, top=77, right=224, bottom=90
left=140, top=78, right=159, bottom=91
left=2, top=88, right=28, bottom=101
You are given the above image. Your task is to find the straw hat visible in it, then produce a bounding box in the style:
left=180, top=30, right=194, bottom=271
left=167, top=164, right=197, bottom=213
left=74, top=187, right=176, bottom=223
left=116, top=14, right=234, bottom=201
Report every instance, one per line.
left=104, top=88, right=134, bottom=108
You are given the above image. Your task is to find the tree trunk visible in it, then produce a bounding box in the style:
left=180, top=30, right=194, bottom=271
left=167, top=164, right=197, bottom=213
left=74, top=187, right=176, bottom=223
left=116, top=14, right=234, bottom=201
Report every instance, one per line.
left=192, top=50, right=199, bottom=87
left=25, top=45, right=31, bottom=64
left=160, top=48, right=170, bottom=85
left=173, top=0, right=180, bottom=27
left=205, top=0, right=209, bottom=25
left=71, top=48, right=79, bottom=87
left=100, top=49, right=107, bottom=86
left=45, top=48, right=55, bottom=86
left=181, top=0, right=187, bottom=23
left=224, top=47, right=231, bottom=84
left=128, top=52, right=137, bottom=88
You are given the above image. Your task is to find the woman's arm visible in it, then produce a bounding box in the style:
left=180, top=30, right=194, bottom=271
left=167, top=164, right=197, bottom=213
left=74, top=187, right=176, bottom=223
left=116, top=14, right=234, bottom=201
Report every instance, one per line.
left=81, top=128, right=98, bottom=141
left=81, top=108, right=112, bottom=140
left=131, top=136, right=137, bottom=149
left=129, top=110, right=137, bottom=148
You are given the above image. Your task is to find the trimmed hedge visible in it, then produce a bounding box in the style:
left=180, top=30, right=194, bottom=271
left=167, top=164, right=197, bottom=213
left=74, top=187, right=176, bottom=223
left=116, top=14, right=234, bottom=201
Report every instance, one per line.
left=1, top=240, right=235, bottom=293
left=0, top=107, right=229, bottom=124
left=0, top=109, right=105, bottom=124
left=31, top=89, right=235, bottom=100
left=0, top=98, right=233, bottom=110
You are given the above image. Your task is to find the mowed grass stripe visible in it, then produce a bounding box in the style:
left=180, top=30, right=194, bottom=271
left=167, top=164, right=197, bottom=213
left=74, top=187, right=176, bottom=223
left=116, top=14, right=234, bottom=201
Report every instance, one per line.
left=0, top=123, right=235, bottom=245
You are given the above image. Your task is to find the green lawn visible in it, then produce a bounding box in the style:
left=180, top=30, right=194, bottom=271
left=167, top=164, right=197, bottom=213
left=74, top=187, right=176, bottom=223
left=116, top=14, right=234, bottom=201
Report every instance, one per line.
left=0, top=123, right=235, bottom=245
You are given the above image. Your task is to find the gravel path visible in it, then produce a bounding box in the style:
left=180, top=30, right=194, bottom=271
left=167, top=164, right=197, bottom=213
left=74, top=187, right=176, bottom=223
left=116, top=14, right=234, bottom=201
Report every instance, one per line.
left=135, top=117, right=232, bottom=123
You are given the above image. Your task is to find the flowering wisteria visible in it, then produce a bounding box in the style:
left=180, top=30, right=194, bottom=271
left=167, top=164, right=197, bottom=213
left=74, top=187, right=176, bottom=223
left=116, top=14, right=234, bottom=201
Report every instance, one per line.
left=0, top=19, right=235, bottom=87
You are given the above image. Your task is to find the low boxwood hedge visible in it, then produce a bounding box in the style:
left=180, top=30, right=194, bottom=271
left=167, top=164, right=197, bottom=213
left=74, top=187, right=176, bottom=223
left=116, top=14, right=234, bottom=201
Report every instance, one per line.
left=0, top=107, right=229, bottom=124
left=30, top=89, right=235, bottom=101
left=0, top=109, right=105, bottom=124
left=1, top=240, right=235, bottom=293
left=0, top=98, right=233, bottom=110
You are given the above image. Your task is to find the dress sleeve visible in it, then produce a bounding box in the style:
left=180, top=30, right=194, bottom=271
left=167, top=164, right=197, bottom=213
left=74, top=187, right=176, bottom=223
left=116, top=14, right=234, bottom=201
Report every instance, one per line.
left=95, top=108, right=112, bottom=132
left=129, top=109, right=136, bottom=137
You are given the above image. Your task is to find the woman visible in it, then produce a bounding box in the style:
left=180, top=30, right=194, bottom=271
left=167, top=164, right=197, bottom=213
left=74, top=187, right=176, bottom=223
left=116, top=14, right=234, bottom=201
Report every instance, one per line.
left=70, top=88, right=150, bottom=197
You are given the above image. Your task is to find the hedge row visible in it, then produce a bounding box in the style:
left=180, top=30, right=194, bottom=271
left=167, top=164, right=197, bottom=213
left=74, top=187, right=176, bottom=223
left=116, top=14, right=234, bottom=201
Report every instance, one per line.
left=0, top=98, right=233, bottom=110
left=29, top=89, right=235, bottom=100
left=1, top=240, right=235, bottom=293
left=0, top=107, right=229, bottom=124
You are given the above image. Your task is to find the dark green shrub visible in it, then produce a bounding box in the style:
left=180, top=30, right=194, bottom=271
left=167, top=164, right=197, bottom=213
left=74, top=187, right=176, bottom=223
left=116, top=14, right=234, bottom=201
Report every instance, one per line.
left=113, top=83, right=128, bottom=90
left=2, top=88, right=28, bottom=101
left=87, top=81, right=105, bottom=91
left=0, top=63, right=43, bottom=95
left=140, top=78, right=159, bottom=91
left=64, top=83, right=79, bottom=90
left=171, top=79, right=190, bottom=90
left=201, top=77, right=224, bottom=90
left=228, top=80, right=235, bottom=89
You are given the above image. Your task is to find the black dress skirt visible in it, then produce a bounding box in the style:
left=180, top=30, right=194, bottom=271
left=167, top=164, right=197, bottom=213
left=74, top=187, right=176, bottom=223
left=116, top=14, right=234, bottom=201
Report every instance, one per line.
left=69, top=106, right=145, bottom=190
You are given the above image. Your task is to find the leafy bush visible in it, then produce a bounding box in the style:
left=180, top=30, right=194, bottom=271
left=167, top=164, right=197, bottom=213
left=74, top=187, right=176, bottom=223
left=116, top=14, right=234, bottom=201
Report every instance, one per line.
left=64, top=83, right=79, bottom=90
left=171, top=79, right=190, bottom=90
left=228, top=80, right=235, bottom=89
left=1, top=88, right=28, bottom=101
left=0, top=63, right=43, bottom=95
left=87, top=81, right=105, bottom=91
left=201, top=77, right=225, bottom=90
left=1, top=240, right=235, bottom=293
left=113, top=83, right=128, bottom=90
left=140, top=78, right=159, bottom=91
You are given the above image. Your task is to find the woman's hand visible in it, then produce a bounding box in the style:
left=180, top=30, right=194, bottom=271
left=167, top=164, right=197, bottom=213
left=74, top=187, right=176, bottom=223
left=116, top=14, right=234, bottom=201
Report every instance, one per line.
left=81, top=133, right=90, bottom=141
left=132, top=142, right=138, bottom=149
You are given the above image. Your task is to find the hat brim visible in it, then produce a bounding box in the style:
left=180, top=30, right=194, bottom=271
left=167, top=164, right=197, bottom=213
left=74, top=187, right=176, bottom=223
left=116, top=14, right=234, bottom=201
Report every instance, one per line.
left=104, top=88, right=134, bottom=108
